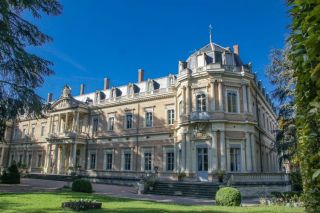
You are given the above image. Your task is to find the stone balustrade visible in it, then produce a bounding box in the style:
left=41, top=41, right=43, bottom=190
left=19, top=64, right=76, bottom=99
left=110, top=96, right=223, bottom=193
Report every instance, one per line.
left=229, top=172, right=290, bottom=183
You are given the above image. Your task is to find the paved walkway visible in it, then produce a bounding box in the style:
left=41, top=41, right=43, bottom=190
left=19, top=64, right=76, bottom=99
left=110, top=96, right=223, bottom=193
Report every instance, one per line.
left=0, top=178, right=259, bottom=206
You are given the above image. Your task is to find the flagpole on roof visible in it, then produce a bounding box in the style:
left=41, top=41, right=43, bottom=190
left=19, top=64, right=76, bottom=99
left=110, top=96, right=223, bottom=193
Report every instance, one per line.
left=209, top=24, right=214, bottom=50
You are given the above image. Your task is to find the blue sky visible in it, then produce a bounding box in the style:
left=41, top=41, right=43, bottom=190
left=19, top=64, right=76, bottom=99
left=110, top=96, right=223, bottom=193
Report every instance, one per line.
left=28, top=0, right=290, bottom=100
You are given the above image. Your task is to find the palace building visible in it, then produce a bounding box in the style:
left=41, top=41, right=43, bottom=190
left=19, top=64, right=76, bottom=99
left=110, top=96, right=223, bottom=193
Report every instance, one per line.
left=0, top=41, right=279, bottom=182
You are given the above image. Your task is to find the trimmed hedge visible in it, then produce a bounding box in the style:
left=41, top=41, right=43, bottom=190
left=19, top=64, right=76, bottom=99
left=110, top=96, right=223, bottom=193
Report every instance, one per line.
left=71, top=179, right=92, bottom=193
left=1, top=164, right=20, bottom=184
left=215, top=187, right=241, bottom=206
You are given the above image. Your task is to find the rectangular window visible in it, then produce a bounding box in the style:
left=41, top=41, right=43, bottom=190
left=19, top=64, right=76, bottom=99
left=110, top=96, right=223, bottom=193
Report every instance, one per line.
left=227, top=91, right=238, bottom=113
left=22, top=125, right=28, bottom=138
left=37, top=154, right=42, bottom=167
left=126, top=113, right=133, bottom=129
left=90, top=153, right=96, bottom=169
left=105, top=152, right=113, bottom=170
left=124, top=150, right=131, bottom=170
left=230, top=147, right=241, bottom=172
left=179, top=100, right=183, bottom=116
left=166, top=152, right=174, bottom=171
left=31, top=124, right=35, bottom=137
left=145, top=112, right=153, bottom=127
left=108, top=117, right=114, bottom=131
left=144, top=152, right=152, bottom=171
left=41, top=123, right=46, bottom=136
left=167, top=109, right=175, bottom=125
left=92, top=117, right=99, bottom=133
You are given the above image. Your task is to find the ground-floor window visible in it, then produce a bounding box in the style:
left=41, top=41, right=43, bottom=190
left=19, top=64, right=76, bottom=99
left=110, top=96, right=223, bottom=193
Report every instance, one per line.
left=28, top=154, right=32, bottom=167
left=89, top=152, right=96, bottom=169
left=144, top=152, right=152, bottom=171
left=230, top=146, right=241, bottom=172
left=166, top=152, right=174, bottom=171
left=37, top=154, right=42, bottom=167
left=123, top=149, right=131, bottom=171
left=105, top=151, right=113, bottom=170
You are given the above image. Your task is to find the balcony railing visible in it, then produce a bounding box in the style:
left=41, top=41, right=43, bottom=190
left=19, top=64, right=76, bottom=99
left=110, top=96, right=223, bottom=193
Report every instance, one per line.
left=189, top=111, right=211, bottom=121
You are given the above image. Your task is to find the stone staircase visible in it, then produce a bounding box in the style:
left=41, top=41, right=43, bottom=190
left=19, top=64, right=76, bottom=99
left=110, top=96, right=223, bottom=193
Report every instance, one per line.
left=145, top=181, right=220, bottom=199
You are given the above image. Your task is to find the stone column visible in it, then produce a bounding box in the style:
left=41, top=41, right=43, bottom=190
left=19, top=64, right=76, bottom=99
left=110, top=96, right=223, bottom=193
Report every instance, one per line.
left=182, top=87, right=186, bottom=115
left=72, top=143, right=77, bottom=167
left=49, top=115, right=53, bottom=133
left=0, top=146, right=5, bottom=167
left=54, top=145, right=58, bottom=174
left=60, top=145, right=65, bottom=174
left=45, top=144, right=51, bottom=173
left=220, top=131, right=226, bottom=170
left=185, top=133, right=191, bottom=173
left=75, top=111, right=80, bottom=132
left=211, top=131, right=218, bottom=171
left=65, top=113, right=69, bottom=131
left=58, top=114, right=61, bottom=133
left=245, top=132, right=252, bottom=171
left=186, top=86, right=191, bottom=115
left=174, top=141, right=178, bottom=172
left=250, top=133, right=256, bottom=172
left=72, top=112, right=76, bottom=131
left=242, top=84, right=248, bottom=113
left=210, top=82, right=215, bottom=112
left=181, top=133, right=186, bottom=172
left=247, top=86, right=252, bottom=113
left=218, top=81, right=224, bottom=111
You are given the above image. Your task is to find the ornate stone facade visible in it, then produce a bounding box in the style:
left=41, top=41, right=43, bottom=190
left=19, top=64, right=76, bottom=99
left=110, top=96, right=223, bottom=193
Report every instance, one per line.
left=0, top=42, right=279, bottom=181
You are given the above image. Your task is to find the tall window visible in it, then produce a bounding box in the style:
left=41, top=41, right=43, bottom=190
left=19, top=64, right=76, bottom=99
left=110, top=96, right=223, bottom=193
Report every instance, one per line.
left=126, top=113, right=133, bottom=129
left=144, top=152, right=152, bottom=171
left=227, top=91, right=238, bottom=113
left=41, top=123, right=46, bottom=136
left=230, top=147, right=241, bottom=172
left=166, top=152, right=174, bottom=171
left=31, top=124, right=35, bottom=137
left=105, top=151, right=112, bottom=170
left=28, top=154, right=32, bottom=167
left=196, top=94, right=206, bottom=112
left=179, top=100, right=183, bottom=116
left=37, top=154, right=42, bottom=167
left=145, top=112, right=153, bottom=127
left=108, top=117, right=114, bottom=131
left=123, top=150, right=131, bottom=170
left=22, top=125, right=27, bottom=138
left=90, top=153, right=96, bottom=169
left=92, top=117, right=99, bottom=133
left=167, top=109, right=175, bottom=125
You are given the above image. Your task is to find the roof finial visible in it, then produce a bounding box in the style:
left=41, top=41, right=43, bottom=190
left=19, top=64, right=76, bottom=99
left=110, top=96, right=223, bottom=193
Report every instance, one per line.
left=209, top=24, right=214, bottom=50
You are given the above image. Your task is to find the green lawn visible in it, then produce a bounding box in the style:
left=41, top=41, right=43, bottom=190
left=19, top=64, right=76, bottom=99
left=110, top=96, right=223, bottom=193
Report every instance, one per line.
left=0, top=190, right=304, bottom=213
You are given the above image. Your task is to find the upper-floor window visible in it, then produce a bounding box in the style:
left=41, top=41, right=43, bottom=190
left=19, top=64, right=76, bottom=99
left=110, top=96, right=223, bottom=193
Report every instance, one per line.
left=41, top=123, right=46, bottom=136
left=196, top=94, right=206, bottom=112
left=125, top=113, right=133, bottom=129
left=145, top=112, right=153, bottom=127
left=227, top=91, right=238, bottom=113
left=167, top=109, right=175, bottom=125
left=31, top=124, right=35, bottom=137
left=92, top=117, right=99, bottom=133
left=179, top=100, right=183, bottom=116
left=22, top=125, right=28, bottom=138
left=108, top=117, right=115, bottom=131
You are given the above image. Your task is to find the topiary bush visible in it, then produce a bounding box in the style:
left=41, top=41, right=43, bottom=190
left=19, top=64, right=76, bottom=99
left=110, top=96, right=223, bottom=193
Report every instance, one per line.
left=1, top=164, right=20, bottom=184
left=215, top=187, right=241, bottom=206
left=71, top=179, right=92, bottom=193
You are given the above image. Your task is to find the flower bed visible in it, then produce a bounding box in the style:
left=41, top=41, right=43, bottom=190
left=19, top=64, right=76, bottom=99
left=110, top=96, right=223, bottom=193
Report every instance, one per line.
left=61, top=199, right=102, bottom=211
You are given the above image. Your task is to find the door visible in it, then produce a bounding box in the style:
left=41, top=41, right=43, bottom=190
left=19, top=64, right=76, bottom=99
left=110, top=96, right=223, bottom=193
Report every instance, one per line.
left=197, top=147, right=208, bottom=181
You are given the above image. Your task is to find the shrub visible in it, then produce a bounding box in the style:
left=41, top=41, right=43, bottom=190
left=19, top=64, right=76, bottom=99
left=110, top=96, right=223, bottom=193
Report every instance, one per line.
left=215, top=187, right=241, bottom=206
left=290, top=171, right=303, bottom=192
left=1, top=164, right=20, bottom=184
left=71, top=179, right=92, bottom=193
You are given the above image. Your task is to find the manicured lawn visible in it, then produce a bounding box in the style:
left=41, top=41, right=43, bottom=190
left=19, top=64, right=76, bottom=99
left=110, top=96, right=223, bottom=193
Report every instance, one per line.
left=0, top=190, right=304, bottom=213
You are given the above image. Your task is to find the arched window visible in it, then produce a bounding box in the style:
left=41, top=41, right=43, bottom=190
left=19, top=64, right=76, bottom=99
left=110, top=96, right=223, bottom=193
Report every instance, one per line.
left=196, top=94, right=206, bottom=112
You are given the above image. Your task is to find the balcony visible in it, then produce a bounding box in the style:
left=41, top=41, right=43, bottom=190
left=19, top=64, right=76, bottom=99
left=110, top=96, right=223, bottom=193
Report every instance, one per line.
left=189, top=111, right=211, bottom=121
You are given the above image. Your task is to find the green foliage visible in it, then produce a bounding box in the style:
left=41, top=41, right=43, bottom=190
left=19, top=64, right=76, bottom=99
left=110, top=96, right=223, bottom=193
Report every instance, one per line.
left=0, top=0, right=62, bottom=139
left=71, top=179, right=92, bottom=193
left=215, top=187, right=241, bottom=206
left=288, top=0, right=320, bottom=212
left=1, top=164, right=20, bottom=184
left=290, top=171, right=303, bottom=192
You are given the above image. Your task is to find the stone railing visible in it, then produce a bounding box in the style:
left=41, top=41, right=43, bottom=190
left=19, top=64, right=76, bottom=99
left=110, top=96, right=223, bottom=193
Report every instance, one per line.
left=228, top=172, right=290, bottom=183
left=190, top=111, right=211, bottom=121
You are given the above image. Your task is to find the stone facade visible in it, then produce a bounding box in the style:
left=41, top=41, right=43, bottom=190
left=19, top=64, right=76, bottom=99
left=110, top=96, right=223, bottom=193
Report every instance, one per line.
left=0, top=42, right=280, bottom=181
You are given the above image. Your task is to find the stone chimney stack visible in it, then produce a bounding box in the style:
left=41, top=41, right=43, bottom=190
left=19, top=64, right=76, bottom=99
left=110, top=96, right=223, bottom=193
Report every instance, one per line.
left=104, top=78, right=110, bottom=90
left=80, top=84, right=85, bottom=95
left=233, top=44, right=239, bottom=55
left=47, top=93, right=53, bottom=103
left=138, top=69, right=144, bottom=82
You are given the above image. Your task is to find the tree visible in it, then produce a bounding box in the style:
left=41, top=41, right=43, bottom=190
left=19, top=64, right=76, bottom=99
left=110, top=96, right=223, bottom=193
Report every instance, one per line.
left=0, top=0, right=62, bottom=139
left=288, top=0, right=320, bottom=212
left=266, top=47, right=298, bottom=171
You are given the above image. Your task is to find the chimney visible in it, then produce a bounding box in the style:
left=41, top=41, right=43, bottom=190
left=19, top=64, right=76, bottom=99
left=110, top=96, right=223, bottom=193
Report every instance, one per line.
left=233, top=44, right=239, bottom=55
left=47, top=93, right=53, bottom=103
left=104, top=78, right=110, bottom=90
left=80, top=84, right=85, bottom=95
left=138, top=69, right=144, bottom=82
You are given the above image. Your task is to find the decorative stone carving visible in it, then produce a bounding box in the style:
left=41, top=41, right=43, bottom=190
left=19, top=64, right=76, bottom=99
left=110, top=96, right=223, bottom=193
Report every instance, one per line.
left=62, top=85, right=72, bottom=98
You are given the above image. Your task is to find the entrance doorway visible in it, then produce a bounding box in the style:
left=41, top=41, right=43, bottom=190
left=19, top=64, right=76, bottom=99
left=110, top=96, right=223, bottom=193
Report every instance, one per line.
left=197, top=147, right=208, bottom=181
